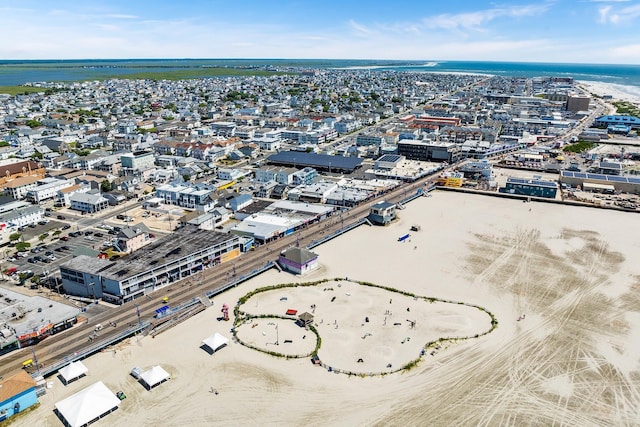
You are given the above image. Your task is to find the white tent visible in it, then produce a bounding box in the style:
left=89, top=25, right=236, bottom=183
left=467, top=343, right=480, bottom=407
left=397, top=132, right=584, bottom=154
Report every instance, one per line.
left=55, top=381, right=120, bottom=427
left=59, top=361, right=88, bottom=385
left=139, top=365, right=170, bottom=390
left=201, top=332, right=229, bottom=353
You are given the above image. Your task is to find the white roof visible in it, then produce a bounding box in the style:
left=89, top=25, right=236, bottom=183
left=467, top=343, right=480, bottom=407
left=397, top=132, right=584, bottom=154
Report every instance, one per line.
left=139, top=365, right=170, bottom=388
left=55, top=381, right=120, bottom=427
left=59, top=361, right=88, bottom=384
left=202, top=332, right=229, bottom=353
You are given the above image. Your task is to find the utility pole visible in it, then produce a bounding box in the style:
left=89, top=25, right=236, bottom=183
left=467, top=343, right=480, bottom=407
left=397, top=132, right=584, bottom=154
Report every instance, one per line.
left=30, top=347, right=41, bottom=376
left=134, top=303, right=141, bottom=326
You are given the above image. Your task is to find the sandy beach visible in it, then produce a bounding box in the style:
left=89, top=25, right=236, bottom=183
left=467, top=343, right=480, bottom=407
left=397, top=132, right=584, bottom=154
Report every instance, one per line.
left=17, top=191, right=640, bottom=426
left=578, top=80, right=640, bottom=105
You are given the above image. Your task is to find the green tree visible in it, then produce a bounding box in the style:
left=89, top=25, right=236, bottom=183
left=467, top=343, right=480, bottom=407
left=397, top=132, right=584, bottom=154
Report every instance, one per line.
left=182, top=174, right=191, bottom=182
left=9, top=232, right=21, bottom=242
left=15, top=242, right=30, bottom=252
left=31, top=151, right=43, bottom=159
left=25, top=119, right=42, bottom=128
left=100, top=179, right=112, bottom=192
left=38, top=233, right=49, bottom=241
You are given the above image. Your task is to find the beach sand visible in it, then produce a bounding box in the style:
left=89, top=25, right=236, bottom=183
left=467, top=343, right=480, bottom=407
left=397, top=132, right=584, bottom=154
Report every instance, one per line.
left=20, top=191, right=640, bottom=426
left=578, top=80, right=640, bottom=105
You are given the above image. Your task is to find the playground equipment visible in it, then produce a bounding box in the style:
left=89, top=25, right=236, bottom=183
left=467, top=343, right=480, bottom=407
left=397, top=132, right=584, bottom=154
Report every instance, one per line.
left=221, top=303, right=229, bottom=321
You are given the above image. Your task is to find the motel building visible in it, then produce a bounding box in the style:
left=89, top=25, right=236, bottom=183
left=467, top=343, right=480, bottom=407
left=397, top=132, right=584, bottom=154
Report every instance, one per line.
left=60, top=227, right=241, bottom=304
left=278, top=247, right=319, bottom=275
left=368, top=201, right=397, bottom=225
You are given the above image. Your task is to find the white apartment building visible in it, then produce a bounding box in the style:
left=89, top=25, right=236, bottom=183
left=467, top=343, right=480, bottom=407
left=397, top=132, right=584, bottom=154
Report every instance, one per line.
left=25, top=178, right=74, bottom=203
left=121, top=151, right=155, bottom=172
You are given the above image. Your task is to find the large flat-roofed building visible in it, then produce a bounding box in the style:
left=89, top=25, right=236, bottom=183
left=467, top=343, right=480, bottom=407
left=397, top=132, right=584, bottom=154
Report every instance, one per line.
left=594, top=115, right=640, bottom=129
left=560, top=170, right=640, bottom=194
left=59, top=227, right=241, bottom=304
left=500, top=177, right=558, bottom=199
left=267, top=151, right=363, bottom=173
left=0, top=288, right=79, bottom=352
left=397, top=140, right=461, bottom=163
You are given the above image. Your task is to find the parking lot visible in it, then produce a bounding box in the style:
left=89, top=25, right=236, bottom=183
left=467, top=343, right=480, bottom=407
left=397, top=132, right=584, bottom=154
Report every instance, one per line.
left=3, top=222, right=117, bottom=286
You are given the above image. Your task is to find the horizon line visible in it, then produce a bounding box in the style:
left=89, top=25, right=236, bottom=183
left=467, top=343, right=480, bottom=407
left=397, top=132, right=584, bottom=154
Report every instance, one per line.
left=1, top=58, right=639, bottom=67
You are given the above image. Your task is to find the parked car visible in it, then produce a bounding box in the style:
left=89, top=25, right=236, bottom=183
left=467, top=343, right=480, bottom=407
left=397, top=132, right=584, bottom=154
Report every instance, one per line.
left=62, top=225, right=71, bottom=230
left=57, top=215, right=66, bottom=220
left=60, top=236, right=69, bottom=241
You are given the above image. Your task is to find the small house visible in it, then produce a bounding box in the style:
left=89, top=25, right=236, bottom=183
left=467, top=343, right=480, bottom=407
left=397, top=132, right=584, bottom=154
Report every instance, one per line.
left=278, top=247, right=319, bottom=275
left=0, top=371, right=38, bottom=422
left=368, top=201, right=396, bottom=225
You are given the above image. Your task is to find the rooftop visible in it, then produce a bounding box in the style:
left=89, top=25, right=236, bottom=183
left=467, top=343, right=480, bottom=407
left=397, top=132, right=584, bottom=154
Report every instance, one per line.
left=267, top=151, right=363, bottom=172
left=61, top=227, right=237, bottom=281
left=0, top=287, right=79, bottom=337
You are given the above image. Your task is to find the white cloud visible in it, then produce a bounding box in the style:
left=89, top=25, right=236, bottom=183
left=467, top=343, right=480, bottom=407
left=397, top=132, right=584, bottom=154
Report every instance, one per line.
left=609, top=43, right=640, bottom=59
left=423, top=4, right=550, bottom=31
left=348, top=19, right=374, bottom=36
left=599, top=5, right=612, bottom=22
left=598, top=3, right=640, bottom=23
left=105, top=14, right=138, bottom=19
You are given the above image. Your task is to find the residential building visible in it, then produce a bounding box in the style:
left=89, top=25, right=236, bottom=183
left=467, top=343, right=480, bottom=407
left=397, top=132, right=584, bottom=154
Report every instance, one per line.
left=0, top=205, right=43, bottom=228
left=254, top=167, right=279, bottom=183
left=25, top=178, right=74, bottom=203
left=56, top=184, right=91, bottom=207
left=69, top=192, right=109, bottom=213
left=155, top=183, right=215, bottom=211
left=120, top=151, right=155, bottom=174
left=291, top=167, right=318, bottom=186
left=114, top=223, right=153, bottom=253
left=3, top=176, right=40, bottom=200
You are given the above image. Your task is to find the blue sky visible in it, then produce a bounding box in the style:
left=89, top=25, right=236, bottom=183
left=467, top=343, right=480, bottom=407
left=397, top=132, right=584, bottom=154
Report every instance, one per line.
left=1, top=0, right=640, bottom=63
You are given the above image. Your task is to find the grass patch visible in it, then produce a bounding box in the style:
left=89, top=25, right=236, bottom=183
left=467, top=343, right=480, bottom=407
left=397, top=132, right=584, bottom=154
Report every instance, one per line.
left=612, top=102, right=640, bottom=117
left=102, top=68, right=291, bottom=81
left=0, top=86, right=46, bottom=95
left=2, top=402, right=40, bottom=425
left=563, top=141, right=596, bottom=153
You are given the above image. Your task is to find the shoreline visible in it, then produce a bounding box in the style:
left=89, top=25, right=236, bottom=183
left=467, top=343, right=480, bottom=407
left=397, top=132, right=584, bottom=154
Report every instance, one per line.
left=577, top=79, right=640, bottom=104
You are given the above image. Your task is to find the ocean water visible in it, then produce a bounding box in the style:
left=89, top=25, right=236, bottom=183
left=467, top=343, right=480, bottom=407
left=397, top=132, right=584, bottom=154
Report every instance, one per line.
left=0, top=59, right=639, bottom=88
